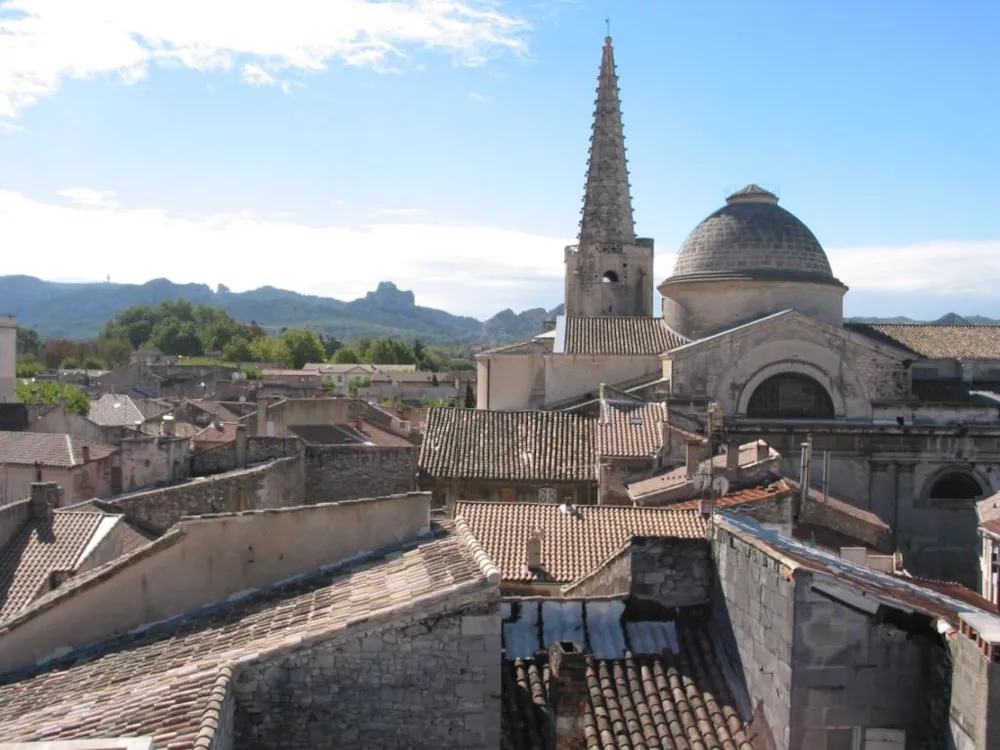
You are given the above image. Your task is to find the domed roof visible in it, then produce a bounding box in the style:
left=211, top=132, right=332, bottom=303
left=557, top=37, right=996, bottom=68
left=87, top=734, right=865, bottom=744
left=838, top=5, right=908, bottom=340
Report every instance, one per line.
left=663, top=184, right=844, bottom=288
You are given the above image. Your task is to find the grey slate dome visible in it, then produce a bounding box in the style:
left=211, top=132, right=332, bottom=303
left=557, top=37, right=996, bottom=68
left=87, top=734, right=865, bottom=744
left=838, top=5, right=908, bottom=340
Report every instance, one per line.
left=664, top=184, right=845, bottom=287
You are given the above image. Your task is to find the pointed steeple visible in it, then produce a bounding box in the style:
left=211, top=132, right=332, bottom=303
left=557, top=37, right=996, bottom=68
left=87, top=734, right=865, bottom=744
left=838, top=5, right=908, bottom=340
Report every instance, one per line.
left=579, top=36, right=635, bottom=245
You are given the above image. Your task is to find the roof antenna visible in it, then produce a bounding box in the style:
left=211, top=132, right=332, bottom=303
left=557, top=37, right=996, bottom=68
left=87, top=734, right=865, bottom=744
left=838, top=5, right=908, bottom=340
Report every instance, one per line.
left=605, top=16, right=611, bottom=38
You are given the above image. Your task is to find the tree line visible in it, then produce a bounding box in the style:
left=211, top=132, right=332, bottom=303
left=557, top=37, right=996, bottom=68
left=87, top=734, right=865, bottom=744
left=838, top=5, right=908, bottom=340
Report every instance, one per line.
left=15, top=301, right=476, bottom=374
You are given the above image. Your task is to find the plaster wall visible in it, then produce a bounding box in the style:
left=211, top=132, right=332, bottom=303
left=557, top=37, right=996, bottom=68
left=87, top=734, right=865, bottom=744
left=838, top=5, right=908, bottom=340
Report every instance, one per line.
left=476, top=354, right=539, bottom=411
left=544, top=354, right=659, bottom=407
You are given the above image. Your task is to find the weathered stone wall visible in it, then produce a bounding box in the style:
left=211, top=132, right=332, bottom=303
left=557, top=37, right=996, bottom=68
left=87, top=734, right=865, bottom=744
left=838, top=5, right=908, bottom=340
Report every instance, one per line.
left=305, top=445, right=416, bottom=503
left=191, top=437, right=302, bottom=476
left=232, top=591, right=501, bottom=750
left=712, top=525, right=795, bottom=750
left=560, top=545, right=631, bottom=598
left=630, top=537, right=712, bottom=606
left=948, top=631, right=999, bottom=749
left=790, top=577, right=935, bottom=748
left=110, top=456, right=304, bottom=531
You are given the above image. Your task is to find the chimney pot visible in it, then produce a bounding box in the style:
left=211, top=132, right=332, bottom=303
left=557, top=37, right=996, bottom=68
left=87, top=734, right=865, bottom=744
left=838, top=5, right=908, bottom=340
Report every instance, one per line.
left=29, top=481, right=60, bottom=518
left=526, top=529, right=543, bottom=570
left=726, top=440, right=740, bottom=474
left=81, top=445, right=91, bottom=463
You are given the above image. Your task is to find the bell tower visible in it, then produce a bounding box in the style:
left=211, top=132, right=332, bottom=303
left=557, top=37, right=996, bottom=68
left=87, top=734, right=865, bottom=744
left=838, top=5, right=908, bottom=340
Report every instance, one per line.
left=564, top=36, right=655, bottom=318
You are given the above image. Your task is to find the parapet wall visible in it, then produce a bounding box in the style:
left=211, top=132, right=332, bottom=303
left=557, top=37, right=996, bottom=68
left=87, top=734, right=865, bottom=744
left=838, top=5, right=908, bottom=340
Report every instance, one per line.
left=305, top=445, right=416, bottom=503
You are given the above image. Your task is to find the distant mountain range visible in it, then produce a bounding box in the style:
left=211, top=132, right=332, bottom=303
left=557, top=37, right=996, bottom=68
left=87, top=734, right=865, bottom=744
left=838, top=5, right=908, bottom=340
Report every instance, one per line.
left=0, top=275, right=563, bottom=345
left=0, top=275, right=995, bottom=345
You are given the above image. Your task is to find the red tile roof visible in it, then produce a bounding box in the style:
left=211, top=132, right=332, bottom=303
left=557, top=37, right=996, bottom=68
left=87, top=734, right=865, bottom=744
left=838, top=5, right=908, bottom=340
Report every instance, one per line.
left=0, top=432, right=116, bottom=468
left=596, top=400, right=668, bottom=459
left=457, top=501, right=706, bottom=583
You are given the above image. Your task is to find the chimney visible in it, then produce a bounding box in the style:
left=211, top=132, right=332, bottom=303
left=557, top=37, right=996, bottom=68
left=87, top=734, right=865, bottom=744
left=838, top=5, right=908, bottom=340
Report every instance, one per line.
left=355, top=418, right=364, bottom=432
left=685, top=440, right=702, bottom=478
left=699, top=488, right=716, bottom=518
left=526, top=529, right=543, bottom=570
left=255, top=395, right=269, bottom=436
left=81, top=445, right=91, bottom=463
left=29, top=482, right=60, bottom=518
left=756, top=440, right=769, bottom=463
left=235, top=423, right=248, bottom=468
left=658, top=420, right=671, bottom=458
left=726, top=440, right=740, bottom=474
left=161, top=415, right=176, bottom=437
left=549, top=640, right=589, bottom=750
left=34, top=461, right=42, bottom=482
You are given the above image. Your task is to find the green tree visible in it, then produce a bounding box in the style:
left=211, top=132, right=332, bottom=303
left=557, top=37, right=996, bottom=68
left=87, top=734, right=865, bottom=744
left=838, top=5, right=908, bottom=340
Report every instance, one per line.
left=149, top=319, right=204, bottom=356
left=16, top=381, right=90, bottom=416
left=281, top=329, right=326, bottom=369
left=331, top=347, right=361, bottom=364
left=464, top=381, right=475, bottom=408
left=250, top=335, right=290, bottom=366
left=16, top=360, right=44, bottom=378
left=222, top=336, right=254, bottom=362
left=60, top=357, right=81, bottom=370
left=16, top=327, right=42, bottom=358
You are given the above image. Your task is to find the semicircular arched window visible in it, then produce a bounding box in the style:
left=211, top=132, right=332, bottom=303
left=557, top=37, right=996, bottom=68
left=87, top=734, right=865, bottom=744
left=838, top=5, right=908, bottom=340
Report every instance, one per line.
left=747, top=373, right=835, bottom=420
left=929, top=472, right=985, bottom=500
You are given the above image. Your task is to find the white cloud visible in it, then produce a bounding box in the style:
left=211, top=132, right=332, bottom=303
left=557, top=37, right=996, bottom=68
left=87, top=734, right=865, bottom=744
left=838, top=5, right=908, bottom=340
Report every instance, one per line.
left=55, top=187, right=122, bottom=209
left=468, top=91, right=491, bottom=103
left=329, top=199, right=348, bottom=207
left=0, top=189, right=567, bottom=318
left=241, top=63, right=301, bottom=94
left=0, top=0, right=530, bottom=119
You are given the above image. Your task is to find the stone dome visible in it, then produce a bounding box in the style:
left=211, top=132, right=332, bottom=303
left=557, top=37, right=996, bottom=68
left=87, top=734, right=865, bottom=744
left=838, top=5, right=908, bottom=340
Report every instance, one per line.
left=664, top=184, right=844, bottom=287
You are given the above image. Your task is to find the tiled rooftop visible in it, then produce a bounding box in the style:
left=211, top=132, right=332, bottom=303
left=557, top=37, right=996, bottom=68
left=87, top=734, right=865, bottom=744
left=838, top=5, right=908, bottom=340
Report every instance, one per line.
left=0, top=432, right=116, bottom=467
left=186, top=399, right=241, bottom=423
left=89, top=393, right=170, bottom=427
left=457, top=501, right=706, bottom=583
left=421, top=409, right=596, bottom=483
left=0, top=509, right=105, bottom=621
left=846, top=323, right=1000, bottom=359
left=191, top=420, right=239, bottom=447
left=977, top=493, right=1000, bottom=537
left=288, top=421, right=416, bottom=448
left=596, top=399, right=667, bottom=458
left=480, top=338, right=553, bottom=357
left=502, top=599, right=757, bottom=750
left=627, top=441, right=772, bottom=501
left=562, top=317, right=687, bottom=356
left=0, top=523, right=489, bottom=749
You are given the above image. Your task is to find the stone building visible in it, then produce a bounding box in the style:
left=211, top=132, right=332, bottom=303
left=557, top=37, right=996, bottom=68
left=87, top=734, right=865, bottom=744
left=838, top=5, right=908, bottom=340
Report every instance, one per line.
left=0, top=492, right=502, bottom=749
left=473, top=33, right=1000, bottom=592
left=0, top=315, right=14, bottom=405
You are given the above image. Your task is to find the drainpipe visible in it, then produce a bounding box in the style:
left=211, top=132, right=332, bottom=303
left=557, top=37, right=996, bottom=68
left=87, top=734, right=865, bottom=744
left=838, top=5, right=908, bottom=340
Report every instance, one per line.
left=821, top=450, right=830, bottom=502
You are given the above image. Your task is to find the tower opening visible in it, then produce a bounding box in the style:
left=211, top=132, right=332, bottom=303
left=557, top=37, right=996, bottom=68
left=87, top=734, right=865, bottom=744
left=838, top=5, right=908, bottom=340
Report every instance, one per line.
left=747, top=373, right=835, bottom=420
left=602, top=271, right=619, bottom=283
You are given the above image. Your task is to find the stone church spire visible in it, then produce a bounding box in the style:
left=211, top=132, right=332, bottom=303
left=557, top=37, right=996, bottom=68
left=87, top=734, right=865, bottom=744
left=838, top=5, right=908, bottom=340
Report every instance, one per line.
left=578, top=36, right=636, bottom=245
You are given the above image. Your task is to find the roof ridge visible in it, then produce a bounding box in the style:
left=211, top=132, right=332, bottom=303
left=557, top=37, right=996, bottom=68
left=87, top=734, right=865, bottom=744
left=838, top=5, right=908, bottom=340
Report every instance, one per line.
left=454, top=516, right=501, bottom=585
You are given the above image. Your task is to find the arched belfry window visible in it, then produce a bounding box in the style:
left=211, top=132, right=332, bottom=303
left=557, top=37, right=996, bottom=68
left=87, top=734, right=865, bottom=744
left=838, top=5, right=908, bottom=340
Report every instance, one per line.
left=602, top=270, right=619, bottom=283
left=747, top=373, right=835, bottom=420
left=929, top=472, right=985, bottom=501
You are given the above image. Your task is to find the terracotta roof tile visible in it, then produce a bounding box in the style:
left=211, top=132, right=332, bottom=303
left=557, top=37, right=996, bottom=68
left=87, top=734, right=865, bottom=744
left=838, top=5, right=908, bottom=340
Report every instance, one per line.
left=846, top=323, right=1000, bottom=359
left=186, top=399, right=241, bottom=423
left=978, top=493, right=1000, bottom=537
left=669, top=484, right=789, bottom=511
left=288, top=422, right=416, bottom=448
left=596, top=400, right=667, bottom=458
left=421, top=409, right=596, bottom=483
left=0, top=511, right=106, bottom=621
left=457, top=501, right=706, bottom=583
left=563, top=317, right=687, bottom=356
left=0, top=432, right=116, bottom=468
left=480, top=338, right=553, bottom=356
left=627, top=441, right=772, bottom=501
left=503, top=608, right=757, bottom=750
left=89, top=393, right=170, bottom=426
left=0, top=524, right=487, bottom=749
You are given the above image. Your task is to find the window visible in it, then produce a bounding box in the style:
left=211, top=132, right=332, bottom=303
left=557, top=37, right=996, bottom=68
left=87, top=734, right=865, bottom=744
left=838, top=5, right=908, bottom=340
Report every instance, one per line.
left=601, top=270, right=619, bottom=283
left=929, top=472, right=984, bottom=500
left=538, top=487, right=557, bottom=503
left=747, top=373, right=835, bottom=420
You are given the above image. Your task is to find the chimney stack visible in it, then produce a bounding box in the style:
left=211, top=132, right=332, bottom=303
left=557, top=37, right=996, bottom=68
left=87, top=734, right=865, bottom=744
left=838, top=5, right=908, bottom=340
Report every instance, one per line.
left=685, top=440, right=702, bottom=478
left=658, top=420, right=671, bottom=459
left=756, top=440, right=769, bottom=463
left=549, top=641, right=589, bottom=750
left=726, top=440, right=740, bottom=474
left=699, top=488, right=716, bottom=518
left=255, top=395, right=269, bottom=436
left=29, top=482, right=61, bottom=518
left=526, top=529, right=543, bottom=570
left=81, top=445, right=91, bottom=463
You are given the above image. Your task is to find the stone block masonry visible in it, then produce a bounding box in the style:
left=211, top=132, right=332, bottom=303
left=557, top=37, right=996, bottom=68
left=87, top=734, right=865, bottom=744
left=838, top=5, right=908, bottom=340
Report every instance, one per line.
left=712, top=525, right=796, bottom=750
left=231, top=591, right=501, bottom=749
left=109, top=456, right=305, bottom=532
left=305, top=445, right=416, bottom=503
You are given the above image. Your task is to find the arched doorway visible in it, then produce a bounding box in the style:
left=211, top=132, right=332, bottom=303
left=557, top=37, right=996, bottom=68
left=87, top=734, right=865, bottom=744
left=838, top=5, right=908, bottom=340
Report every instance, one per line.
left=746, top=373, right=835, bottom=420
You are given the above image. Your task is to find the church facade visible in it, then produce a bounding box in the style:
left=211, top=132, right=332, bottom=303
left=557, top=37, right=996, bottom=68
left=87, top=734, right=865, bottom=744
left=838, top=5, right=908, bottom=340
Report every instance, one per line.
left=475, top=36, right=1000, bottom=589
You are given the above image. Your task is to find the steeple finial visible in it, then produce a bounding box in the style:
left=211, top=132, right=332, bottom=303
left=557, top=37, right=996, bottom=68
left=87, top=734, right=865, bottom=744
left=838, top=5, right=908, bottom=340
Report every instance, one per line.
left=579, top=35, right=635, bottom=245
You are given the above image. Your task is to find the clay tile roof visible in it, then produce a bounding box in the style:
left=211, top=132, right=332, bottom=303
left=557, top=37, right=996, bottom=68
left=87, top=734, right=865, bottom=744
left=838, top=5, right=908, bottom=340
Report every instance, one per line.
left=0, top=431, right=116, bottom=467
left=457, top=501, right=706, bottom=583
left=503, top=605, right=758, bottom=750
left=420, top=409, right=596, bottom=483
left=596, top=400, right=667, bottom=458
left=0, top=524, right=487, bottom=749
left=191, top=420, right=239, bottom=447
left=0, top=511, right=107, bottom=621
left=846, top=323, right=1000, bottom=359
left=480, top=338, right=553, bottom=356
left=288, top=422, right=415, bottom=448
left=562, top=317, right=687, bottom=356
left=187, top=399, right=240, bottom=422
left=977, top=493, right=1000, bottom=537
left=668, top=483, right=789, bottom=511
left=89, top=393, right=169, bottom=426
left=627, top=441, right=771, bottom=501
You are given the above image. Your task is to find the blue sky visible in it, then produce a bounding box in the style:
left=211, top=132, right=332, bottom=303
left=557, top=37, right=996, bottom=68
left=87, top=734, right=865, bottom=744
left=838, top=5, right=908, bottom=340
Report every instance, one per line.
left=1, top=0, right=997, bottom=320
